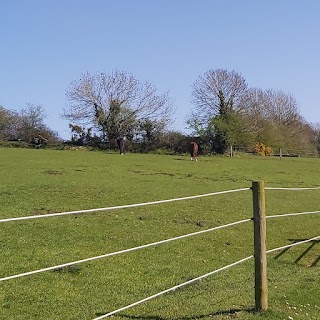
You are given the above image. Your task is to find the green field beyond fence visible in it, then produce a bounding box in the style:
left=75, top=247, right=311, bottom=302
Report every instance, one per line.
left=0, top=148, right=319, bottom=320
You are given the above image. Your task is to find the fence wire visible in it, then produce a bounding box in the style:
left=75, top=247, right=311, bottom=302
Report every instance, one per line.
left=266, top=186, right=320, bottom=191
left=267, top=235, right=320, bottom=254
left=267, top=210, right=320, bottom=219
left=92, top=255, right=254, bottom=320
left=0, top=218, right=251, bottom=282
left=1, top=184, right=319, bottom=319
left=93, top=233, right=320, bottom=319
left=0, top=188, right=250, bottom=223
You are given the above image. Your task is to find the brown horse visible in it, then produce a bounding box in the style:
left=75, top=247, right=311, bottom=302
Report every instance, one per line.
left=189, top=142, right=198, bottom=161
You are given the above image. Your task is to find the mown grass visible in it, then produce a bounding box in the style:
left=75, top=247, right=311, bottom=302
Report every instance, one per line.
left=0, top=147, right=319, bottom=320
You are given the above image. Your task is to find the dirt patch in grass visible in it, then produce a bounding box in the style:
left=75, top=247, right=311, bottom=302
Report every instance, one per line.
left=43, top=170, right=65, bottom=175
left=32, top=207, right=56, bottom=215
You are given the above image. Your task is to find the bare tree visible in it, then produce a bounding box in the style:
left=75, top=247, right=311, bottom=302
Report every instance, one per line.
left=0, top=106, right=21, bottom=140
left=253, top=89, right=305, bottom=137
left=0, top=104, right=59, bottom=143
left=187, top=69, right=248, bottom=153
left=63, top=70, right=173, bottom=141
left=241, top=88, right=311, bottom=150
left=190, top=69, right=248, bottom=123
left=20, top=103, right=47, bottom=132
left=311, top=123, right=320, bottom=156
left=264, top=89, right=303, bottom=127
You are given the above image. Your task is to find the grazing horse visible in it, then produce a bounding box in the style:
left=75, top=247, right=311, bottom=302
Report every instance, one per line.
left=116, top=137, right=125, bottom=155
left=189, top=142, right=198, bottom=161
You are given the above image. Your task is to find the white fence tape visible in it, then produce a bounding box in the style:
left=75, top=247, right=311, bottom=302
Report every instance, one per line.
left=0, top=218, right=251, bottom=282
left=266, top=186, right=320, bottom=191
left=1, top=184, right=319, bottom=319
left=93, top=255, right=254, bottom=319
left=267, top=235, right=320, bottom=254
left=93, top=234, right=320, bottom=319
left=267, top=210, right=320, bottom=219
left=0, top=188, right=250, bottom=223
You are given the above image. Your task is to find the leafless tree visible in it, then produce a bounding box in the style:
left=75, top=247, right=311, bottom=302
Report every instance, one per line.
left=0, top=104, right=59, bottom=142
left=240, top=88, right=267, bottom=135
left=249, top=89, right=305, bottom=136
left=263, top=89, right=303, bottom=126
left=311, top=123, right=320, bottom=156
left=20, top=103, right=46, bottom=131
left=63, top=70, right=173, bottom=141
left=0, top=106, right=21, bottom=140
left=190, top=69, right=248, bottom=123
left=241, top=88, right=311, bottom=150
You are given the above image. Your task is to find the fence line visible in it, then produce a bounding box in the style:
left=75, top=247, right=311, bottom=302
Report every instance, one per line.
left=0, top=188, right=250, bottom=223
left=1, top=209, right=318, bottom=283
left=253, top=182, right=320, bottom=311
left=93, top=255, right=254, bottom=320
left=1, top=182, right=319, bottom=318
left=93, top=234, right=320, bottom=319
left=0, top=218, right=252, bottom=282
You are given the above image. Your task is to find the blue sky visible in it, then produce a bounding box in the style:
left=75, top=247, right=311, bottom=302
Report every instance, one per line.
left=1, top=0, right=319, bottom=139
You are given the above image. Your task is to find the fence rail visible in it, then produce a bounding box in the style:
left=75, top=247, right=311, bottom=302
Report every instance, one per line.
left=93, top=235, right=320, bottom=320
left=0, top=188, right=250, bottom=223
left=0, top=218, right=252, bottom=282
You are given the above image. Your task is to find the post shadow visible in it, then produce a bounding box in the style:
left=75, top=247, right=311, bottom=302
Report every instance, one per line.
left=273, top=239, right=319, bottom=266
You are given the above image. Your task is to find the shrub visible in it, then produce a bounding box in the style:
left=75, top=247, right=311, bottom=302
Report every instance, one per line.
left=253, top=142, right=273, bottom=156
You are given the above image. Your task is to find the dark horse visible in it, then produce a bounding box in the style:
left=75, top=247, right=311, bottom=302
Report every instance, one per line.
left=189, top=142, right=198, bottom=161
left=116, top=137, right=125, bottom=155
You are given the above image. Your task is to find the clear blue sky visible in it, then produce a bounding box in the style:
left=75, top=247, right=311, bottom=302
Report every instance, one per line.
left=1, top=0, right=319, bottom=139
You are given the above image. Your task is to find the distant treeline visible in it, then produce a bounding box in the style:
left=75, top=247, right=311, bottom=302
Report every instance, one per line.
left=1, top=69, right=320, bottom=157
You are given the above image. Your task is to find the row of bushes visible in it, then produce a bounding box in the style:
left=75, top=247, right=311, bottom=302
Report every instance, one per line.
left=1, top=139, right=318, bottom=158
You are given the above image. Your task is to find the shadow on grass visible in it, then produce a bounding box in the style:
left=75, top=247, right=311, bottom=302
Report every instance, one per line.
left=52, top=265, right=81, bottom=274
left=274, top=239, right=319, bottom=267
left=96, top=307, right=256, bottom=319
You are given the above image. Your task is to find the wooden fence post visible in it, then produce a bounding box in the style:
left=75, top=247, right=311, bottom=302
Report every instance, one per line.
left=252, top=180, right=268, bottom=311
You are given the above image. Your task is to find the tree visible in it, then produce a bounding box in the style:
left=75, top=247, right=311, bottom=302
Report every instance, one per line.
left=137, top=118, right=166, bottom=151
left=0, top=104, right=60, bottom=144
left=18, top=103, right=60, bottom=144
left=187, top=69, right=248, bottom=153
left=94, top=99, right=138, bottom=145
left=0, top=106, right=21, bottom=140
left=160, top=130, right=189, bottom=154
left=190, top=69, right=248, bottom=123
left=241, top=88, right=310, bottom=151
left=63, top=70, right=173, bottom=145
left=311, top=123, right=320, bottom=157
left=68, top=124, right=92, bottom=146
left=209, top=112, right=252, bottom=154
left=19, top=103, right=47, bottom=140
left=316, top=128, right=320, bottom=156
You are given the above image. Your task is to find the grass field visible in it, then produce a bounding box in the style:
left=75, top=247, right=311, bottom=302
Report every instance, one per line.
left=0, top=147, right=319, bottom=320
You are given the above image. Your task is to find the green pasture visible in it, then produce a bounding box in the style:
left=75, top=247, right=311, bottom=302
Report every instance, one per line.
left=0, top=147, right=319, bottom=320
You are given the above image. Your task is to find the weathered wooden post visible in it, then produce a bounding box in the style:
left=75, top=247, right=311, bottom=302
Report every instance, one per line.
left=252, top=180, right=268, bottom=311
